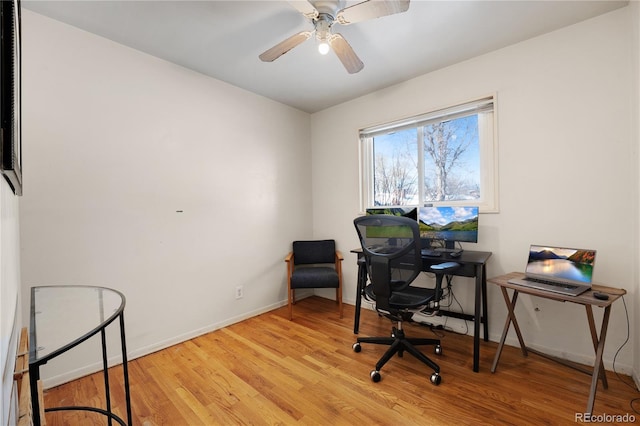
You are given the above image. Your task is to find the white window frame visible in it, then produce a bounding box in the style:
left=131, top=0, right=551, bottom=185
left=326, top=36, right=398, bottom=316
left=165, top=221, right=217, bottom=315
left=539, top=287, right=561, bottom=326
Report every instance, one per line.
left=359, top=95, right=499, bottom=213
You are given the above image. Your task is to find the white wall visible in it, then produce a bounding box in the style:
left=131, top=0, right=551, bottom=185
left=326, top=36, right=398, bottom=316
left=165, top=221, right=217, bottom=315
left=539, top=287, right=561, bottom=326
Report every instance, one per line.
left=311, top=6, right=637, bottom=374
left=633, top=0, right=640, bottom=388
left=20, top=11, right=312, bottom=387
left=0, top=180, right=21, bottom=426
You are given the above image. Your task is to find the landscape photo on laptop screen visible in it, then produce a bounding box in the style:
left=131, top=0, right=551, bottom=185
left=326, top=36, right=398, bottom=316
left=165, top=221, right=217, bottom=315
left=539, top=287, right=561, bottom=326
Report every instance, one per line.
left=526, top=245, right=596, bottom=284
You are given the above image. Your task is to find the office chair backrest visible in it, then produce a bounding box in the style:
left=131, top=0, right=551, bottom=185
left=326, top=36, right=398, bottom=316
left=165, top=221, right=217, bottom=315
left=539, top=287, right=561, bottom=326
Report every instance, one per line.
left=292, top=240, right=336, bottom=265
left=353, top=215, right=422, bottom=311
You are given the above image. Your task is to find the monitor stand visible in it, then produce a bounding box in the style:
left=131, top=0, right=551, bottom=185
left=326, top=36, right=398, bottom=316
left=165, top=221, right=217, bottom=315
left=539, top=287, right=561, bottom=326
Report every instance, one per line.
left=422, top=239, right=463, bottom=256
left=435, top=241, right=463, bottom=256
left=434, top=247, right=463, bottom=255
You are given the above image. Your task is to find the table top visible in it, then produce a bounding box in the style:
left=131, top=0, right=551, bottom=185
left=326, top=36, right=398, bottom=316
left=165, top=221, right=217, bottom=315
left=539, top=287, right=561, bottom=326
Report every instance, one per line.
left=29, top=286, right=126, bottom=365
left=351, top=247, right=492, bottom=264
left=489, top=272, right=626, bottom=307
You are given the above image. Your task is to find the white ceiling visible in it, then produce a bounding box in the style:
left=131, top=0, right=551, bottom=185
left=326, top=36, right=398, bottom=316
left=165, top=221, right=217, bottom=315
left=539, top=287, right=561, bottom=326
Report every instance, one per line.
left=23, top=0, right=628, bottom=113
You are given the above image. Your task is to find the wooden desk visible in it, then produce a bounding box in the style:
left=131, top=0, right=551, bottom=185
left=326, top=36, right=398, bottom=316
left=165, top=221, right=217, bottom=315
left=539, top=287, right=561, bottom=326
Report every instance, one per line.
left=489, top=272, right=626, bottom=414
left=352, top=248, right=492, bottom=372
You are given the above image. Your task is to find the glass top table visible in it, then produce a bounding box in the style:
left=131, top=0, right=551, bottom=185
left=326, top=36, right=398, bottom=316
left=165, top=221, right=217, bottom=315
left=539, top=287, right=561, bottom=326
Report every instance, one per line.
left=28, top=285, right=132, bottom=426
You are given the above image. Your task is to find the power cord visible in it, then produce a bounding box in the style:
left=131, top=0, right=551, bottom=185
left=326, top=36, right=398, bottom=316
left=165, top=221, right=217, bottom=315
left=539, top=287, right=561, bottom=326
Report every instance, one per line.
left=441, top=280, right=469, bottom=336
left=610, top=295, right=640, bottom=414
left=415, top=273, right=469, bottom=336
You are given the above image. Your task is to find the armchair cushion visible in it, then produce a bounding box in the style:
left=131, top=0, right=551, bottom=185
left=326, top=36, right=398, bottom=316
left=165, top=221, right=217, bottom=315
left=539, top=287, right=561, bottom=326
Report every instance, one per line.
left=291, top=266, right=340, bottom=289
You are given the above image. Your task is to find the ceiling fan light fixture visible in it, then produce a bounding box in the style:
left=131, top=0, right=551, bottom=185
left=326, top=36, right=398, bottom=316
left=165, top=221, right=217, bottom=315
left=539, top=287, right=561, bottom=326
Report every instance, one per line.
left=315, top=15, right=332, bottom=55
left=318, top=39, right=330, bottom=55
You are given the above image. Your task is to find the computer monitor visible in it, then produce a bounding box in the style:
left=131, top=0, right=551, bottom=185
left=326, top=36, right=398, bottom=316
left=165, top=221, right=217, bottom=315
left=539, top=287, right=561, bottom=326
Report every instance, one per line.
left=418, top=206, right=479, bottom=250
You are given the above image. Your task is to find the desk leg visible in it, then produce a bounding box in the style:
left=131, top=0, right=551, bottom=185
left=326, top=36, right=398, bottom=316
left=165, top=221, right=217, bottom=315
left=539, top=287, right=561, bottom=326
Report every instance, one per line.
left=586, top=305, right=612, bottom=414
left=120, top=312, right=132, bottom=425
left=100, top=328, right=113, bottom=426
left=492, top=288, right=527, bottom=373
left=354, top=260, right=366, bottom=334
left=30, top=364, right=41, bottom=426
left=480, top=265, right=489, bottom=342
left=585, top=305, right=608, bottom=390
left=472, top=266, right=482, bottom=372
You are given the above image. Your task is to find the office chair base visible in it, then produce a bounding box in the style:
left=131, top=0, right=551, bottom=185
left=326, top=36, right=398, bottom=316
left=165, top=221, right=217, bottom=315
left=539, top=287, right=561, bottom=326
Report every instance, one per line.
left=352, top=328, right=442, bottom=384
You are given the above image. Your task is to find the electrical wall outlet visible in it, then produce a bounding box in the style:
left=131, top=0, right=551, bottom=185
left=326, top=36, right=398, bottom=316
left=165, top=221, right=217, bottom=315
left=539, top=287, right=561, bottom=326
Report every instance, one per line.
left=235, top=285, right=243, bottom=299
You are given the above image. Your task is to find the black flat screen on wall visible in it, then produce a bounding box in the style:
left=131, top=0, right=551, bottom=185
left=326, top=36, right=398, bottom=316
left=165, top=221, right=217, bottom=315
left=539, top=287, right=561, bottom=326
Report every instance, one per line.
left=0, top=0, right=21, bottom=196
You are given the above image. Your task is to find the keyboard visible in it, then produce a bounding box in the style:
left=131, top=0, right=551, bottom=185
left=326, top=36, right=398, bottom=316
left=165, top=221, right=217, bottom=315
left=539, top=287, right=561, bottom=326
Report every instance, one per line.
left=421, top=249, right=441, bottom=257
left=523, top=277, right=578, bottom=290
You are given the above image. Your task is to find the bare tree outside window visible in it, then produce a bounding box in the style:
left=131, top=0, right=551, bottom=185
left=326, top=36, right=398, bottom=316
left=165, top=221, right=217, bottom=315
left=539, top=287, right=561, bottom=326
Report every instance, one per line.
left=373, top=129, right=418, bottom=206
left=423, top=115, right=480, bottom=202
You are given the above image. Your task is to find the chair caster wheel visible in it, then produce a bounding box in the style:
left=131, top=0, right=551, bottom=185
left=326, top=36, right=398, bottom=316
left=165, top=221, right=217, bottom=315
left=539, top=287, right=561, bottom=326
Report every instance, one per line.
left=430, top=373, right=442, bottom=385
left=352, top=343, right=361, bottom=353
left=370, top=370, right=381, bottom=382
left=435, top=344, right=443, bottom=355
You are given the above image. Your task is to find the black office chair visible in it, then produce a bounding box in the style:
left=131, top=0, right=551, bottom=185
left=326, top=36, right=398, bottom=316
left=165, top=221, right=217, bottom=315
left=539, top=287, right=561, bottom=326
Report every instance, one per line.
left=285, top=239, right=343, bottom=320
left=352, top=215, right=449, bottom=384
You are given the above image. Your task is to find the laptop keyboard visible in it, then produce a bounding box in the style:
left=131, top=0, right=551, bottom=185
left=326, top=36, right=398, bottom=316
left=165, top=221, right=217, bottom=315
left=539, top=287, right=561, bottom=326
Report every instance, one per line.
left=523, top=277, right=578, bottom=290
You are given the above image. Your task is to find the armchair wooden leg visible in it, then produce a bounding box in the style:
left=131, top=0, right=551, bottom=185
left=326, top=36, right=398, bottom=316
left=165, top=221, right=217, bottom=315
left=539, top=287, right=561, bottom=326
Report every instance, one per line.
left=337, top=287, right=343, bottom=318
left=288, top=288, right=294, bottom=320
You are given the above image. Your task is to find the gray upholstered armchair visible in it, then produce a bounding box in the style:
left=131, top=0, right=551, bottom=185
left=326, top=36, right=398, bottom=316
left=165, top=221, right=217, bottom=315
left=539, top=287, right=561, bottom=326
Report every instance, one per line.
left=285, top=240, right=343, bottom=320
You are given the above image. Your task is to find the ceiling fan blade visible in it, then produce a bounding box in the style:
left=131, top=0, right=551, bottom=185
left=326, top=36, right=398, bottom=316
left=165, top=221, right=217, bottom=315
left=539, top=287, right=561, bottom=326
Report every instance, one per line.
left=329, top=33, right=364, bottom=74
left=288, top=1, right=318, bottom=19
left=337, top=0, right=410, bottom=25
left=259, top=31, right=313, bottom=62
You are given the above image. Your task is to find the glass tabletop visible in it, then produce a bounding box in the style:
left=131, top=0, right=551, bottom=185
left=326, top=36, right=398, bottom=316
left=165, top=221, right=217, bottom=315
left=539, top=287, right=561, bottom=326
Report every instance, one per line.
left=29, top=286, right=125, bottom=365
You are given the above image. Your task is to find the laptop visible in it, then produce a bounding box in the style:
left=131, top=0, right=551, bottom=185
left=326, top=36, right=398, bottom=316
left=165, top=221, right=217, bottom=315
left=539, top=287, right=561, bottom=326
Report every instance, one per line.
left=508, top=245, right=596, bottom=296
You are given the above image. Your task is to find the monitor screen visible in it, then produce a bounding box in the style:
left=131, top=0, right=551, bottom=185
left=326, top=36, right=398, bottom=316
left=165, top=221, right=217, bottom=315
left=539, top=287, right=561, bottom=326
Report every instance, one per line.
left=525, top=245, right=596, bottom=284
left=366, top=207, right=417, bottom=220
left=418, top=206, right=479, bottom=245
left=364, top=207, right=417, bottom=238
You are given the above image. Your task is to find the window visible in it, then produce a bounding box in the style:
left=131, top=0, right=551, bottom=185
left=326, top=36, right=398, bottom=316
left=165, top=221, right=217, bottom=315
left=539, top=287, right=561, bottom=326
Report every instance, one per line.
left=360, top=96, right=498, bottom=212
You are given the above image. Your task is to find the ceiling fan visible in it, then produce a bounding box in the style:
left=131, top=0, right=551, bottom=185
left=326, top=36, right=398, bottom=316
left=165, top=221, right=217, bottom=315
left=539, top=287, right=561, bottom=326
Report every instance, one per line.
left=259, top=1, right=410, bottom=74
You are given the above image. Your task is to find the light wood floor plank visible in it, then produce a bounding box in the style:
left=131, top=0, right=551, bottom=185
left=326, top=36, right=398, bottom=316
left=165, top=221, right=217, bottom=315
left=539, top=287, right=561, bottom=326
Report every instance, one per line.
left=43, top=296, right=638, bottom=425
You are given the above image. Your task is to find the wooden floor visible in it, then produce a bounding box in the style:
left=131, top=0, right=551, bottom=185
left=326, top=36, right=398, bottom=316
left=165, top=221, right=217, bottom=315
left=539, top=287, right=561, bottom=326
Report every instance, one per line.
left=43, top=296, right=639, bottom=425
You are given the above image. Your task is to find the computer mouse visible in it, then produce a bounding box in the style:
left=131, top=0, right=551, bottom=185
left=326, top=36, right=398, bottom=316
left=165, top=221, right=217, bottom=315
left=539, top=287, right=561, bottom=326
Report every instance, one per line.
left=593, top=292, right=609, bottom=300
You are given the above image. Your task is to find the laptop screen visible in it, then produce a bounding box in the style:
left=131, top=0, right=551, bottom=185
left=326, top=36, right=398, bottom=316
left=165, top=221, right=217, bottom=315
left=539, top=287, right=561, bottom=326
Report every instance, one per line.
left=525, top=245, right=596, bottom=284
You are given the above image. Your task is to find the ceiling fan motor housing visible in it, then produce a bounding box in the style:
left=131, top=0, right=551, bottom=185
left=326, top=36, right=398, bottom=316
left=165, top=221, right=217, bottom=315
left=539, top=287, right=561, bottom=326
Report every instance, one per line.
left=315, top=14, right=333, bottom=43
left=310, top=0, right=345, bottom=16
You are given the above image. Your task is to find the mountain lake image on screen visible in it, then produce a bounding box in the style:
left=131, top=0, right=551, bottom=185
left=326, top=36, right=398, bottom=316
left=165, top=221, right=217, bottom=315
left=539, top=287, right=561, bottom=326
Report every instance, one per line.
left=418, top=206, right=479, bottom=246
left=525, top=245, right=596, bottom=284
